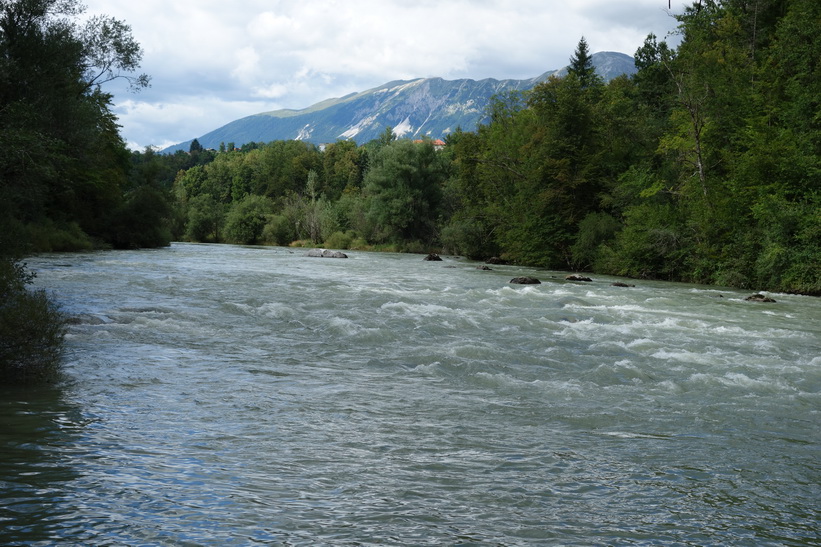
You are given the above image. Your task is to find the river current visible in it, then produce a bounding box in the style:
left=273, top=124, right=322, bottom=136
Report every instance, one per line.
left=2, top=243, right=819, bottom=545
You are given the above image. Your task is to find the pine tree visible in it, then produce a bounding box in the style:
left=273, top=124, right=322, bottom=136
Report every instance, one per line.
left=568, top=36, right=599, bottom=87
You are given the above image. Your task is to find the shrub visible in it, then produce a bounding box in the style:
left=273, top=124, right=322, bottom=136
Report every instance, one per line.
left=570, top=212, right=621, bottom=271
left=324, top=230, right=354, bottom=250
left=185, top=194, right=224, bottom=242
left=440, top=217, right=495, bottom=259
left=107, top=186, right=173, bottom=249
left=0, top=259, right=66, bottom=385
left=224, top=195, right=275, bottom=245
left=262, top=214, right=295, bottom=246
left=27, top=220, right=93, bottom=252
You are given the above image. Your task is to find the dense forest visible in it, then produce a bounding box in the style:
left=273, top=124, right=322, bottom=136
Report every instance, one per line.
left=142, top=0, right=819, bottom=295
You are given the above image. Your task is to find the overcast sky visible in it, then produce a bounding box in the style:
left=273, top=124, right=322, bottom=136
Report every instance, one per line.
left=81, top=1, right=687, bottom=150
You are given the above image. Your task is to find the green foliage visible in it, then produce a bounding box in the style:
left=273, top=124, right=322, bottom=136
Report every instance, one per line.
left=107, top=185, right=173, bottom=249
left=570, top=212, right=621, bottom=271
left=324, top=230, right=360, bottom=250
left=261, top=214, right=295, bottom=246
left=0, top=259, right=66, bottom=385
left=185, top=194, right=224, bottom=242
left=440, top=217, right=497, bottom=260
left=137, top=0, right=819, bottom=294
left=224, top=195, right=275, bottom=245
left=363, top=139, right=448, bottom=243
left=568, top=36, right=601, bottom=88
left=0, top=0, right=157, bottom=252
left=26, top=220, right=93, bottom=252
left=189, top=139, right=203, bottom=153
left=598, top=203, right=689, bottom=280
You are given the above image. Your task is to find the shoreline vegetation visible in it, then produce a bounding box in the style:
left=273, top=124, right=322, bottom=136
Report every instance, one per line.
left=134, top=1, right=818, bottom=297
left=2, top=1, right=819, bottom=383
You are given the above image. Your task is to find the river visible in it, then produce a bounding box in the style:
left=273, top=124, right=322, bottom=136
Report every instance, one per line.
left=2, top=242, right=819, bottom=545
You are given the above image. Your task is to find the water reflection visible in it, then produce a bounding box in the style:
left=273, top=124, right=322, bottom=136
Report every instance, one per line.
left=0, top=385, right=81, bottom=544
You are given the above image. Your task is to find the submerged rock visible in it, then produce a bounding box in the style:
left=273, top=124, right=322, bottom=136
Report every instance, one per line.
left=304, top=249, right=348, bottom=258
left=566, top=274, right=593, bottom=282
left=486, top=257, right=509, bottom=265
left=745, top=293, right=776, bottom=303
left=476, top=265, right=492, bottom=271
left=510, top=276, right=541, bottom=285
left=611, top=282, right=635, bottom=287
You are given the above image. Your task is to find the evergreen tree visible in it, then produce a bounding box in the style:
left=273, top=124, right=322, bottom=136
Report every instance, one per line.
left=568, top=36, right=600, bottom=88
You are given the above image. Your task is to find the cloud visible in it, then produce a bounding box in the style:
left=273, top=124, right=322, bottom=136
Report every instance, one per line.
left=83, top=0, right=683, bottom=149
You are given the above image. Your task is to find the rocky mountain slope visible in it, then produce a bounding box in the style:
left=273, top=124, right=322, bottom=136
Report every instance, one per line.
left=163, top=51, right=636, bottom=153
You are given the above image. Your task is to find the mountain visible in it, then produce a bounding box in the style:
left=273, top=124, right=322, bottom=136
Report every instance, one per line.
left=162, top=52, right=636, bottom=153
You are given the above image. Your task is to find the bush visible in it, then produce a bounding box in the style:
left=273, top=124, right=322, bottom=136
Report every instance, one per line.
left=107, top=186, right=173, bottom=249
left=185, top=194, right=224, bottom=242
left=440, top=217, right=495, bottom=259
left=0, top=259, right=66, bottom=385
left=570, top=212, right=621, bottom=271
left=324, top=230, right=355, bottom=250
left=224, top=195, right=275, bottom=245
left=27, top=220, right=93, bottom=252
left=262, top=214, right=295, bottom=246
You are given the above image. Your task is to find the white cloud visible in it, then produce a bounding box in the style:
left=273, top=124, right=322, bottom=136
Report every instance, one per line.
left=83, top=0, right=683, bottom=149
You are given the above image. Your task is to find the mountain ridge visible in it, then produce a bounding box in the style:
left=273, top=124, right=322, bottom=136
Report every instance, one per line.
left=163, top=51, right=635, bottom=153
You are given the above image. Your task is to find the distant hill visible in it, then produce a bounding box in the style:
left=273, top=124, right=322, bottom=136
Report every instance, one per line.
left=162, top=52, right=636, bottom=153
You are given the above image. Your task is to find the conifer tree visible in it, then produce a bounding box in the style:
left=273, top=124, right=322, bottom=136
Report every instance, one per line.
left=568, top=36, right=599, bottom=87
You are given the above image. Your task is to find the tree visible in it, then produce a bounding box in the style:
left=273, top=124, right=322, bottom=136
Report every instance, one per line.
left=79, top=14, right=150, bottom=92
left=185, top=194, right=224, bottom=242
left=363, top=139, right=448, bottom=243
left=0, top=0, right=150, bottom=251
left=189, top=138, right=203, bottom=153
left=223, top=195, right=275, bottom=245
left=568, top=36, right=600, bottom=88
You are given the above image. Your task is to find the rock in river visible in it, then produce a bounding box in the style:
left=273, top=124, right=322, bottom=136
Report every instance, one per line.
left=305, top=249, right=348, bottom=258
left=745, top=293, right=776, bottom=303
left=510, top=276, right=541, bottom=285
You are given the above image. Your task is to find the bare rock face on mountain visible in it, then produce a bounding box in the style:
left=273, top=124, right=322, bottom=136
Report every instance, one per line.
left=163, top=52, right=637, bottom=153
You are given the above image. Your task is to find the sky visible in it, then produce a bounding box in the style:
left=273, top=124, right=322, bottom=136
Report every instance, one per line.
left=81, top=1, right=688, bottom=150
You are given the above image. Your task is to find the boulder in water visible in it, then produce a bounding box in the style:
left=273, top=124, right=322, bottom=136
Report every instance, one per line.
left=510, top=276, right=541, bottom=285
left=486, top=257, right=509, bottom=265
left=566, top=274, right=593, bottom=282
left=423, top=253, right=443, bottom=261
left=745, top=293, right=776, bottom=303
left=611, top=282, right=635, bottom=287
left=304, top=248, right=348, bottom=258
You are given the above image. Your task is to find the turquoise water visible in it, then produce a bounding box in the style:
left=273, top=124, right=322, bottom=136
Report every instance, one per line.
left=2, top=243, right=819, bottom=545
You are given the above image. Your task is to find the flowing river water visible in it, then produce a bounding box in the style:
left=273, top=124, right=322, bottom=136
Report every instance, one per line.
left=2, top=243, right=819, bottom=545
